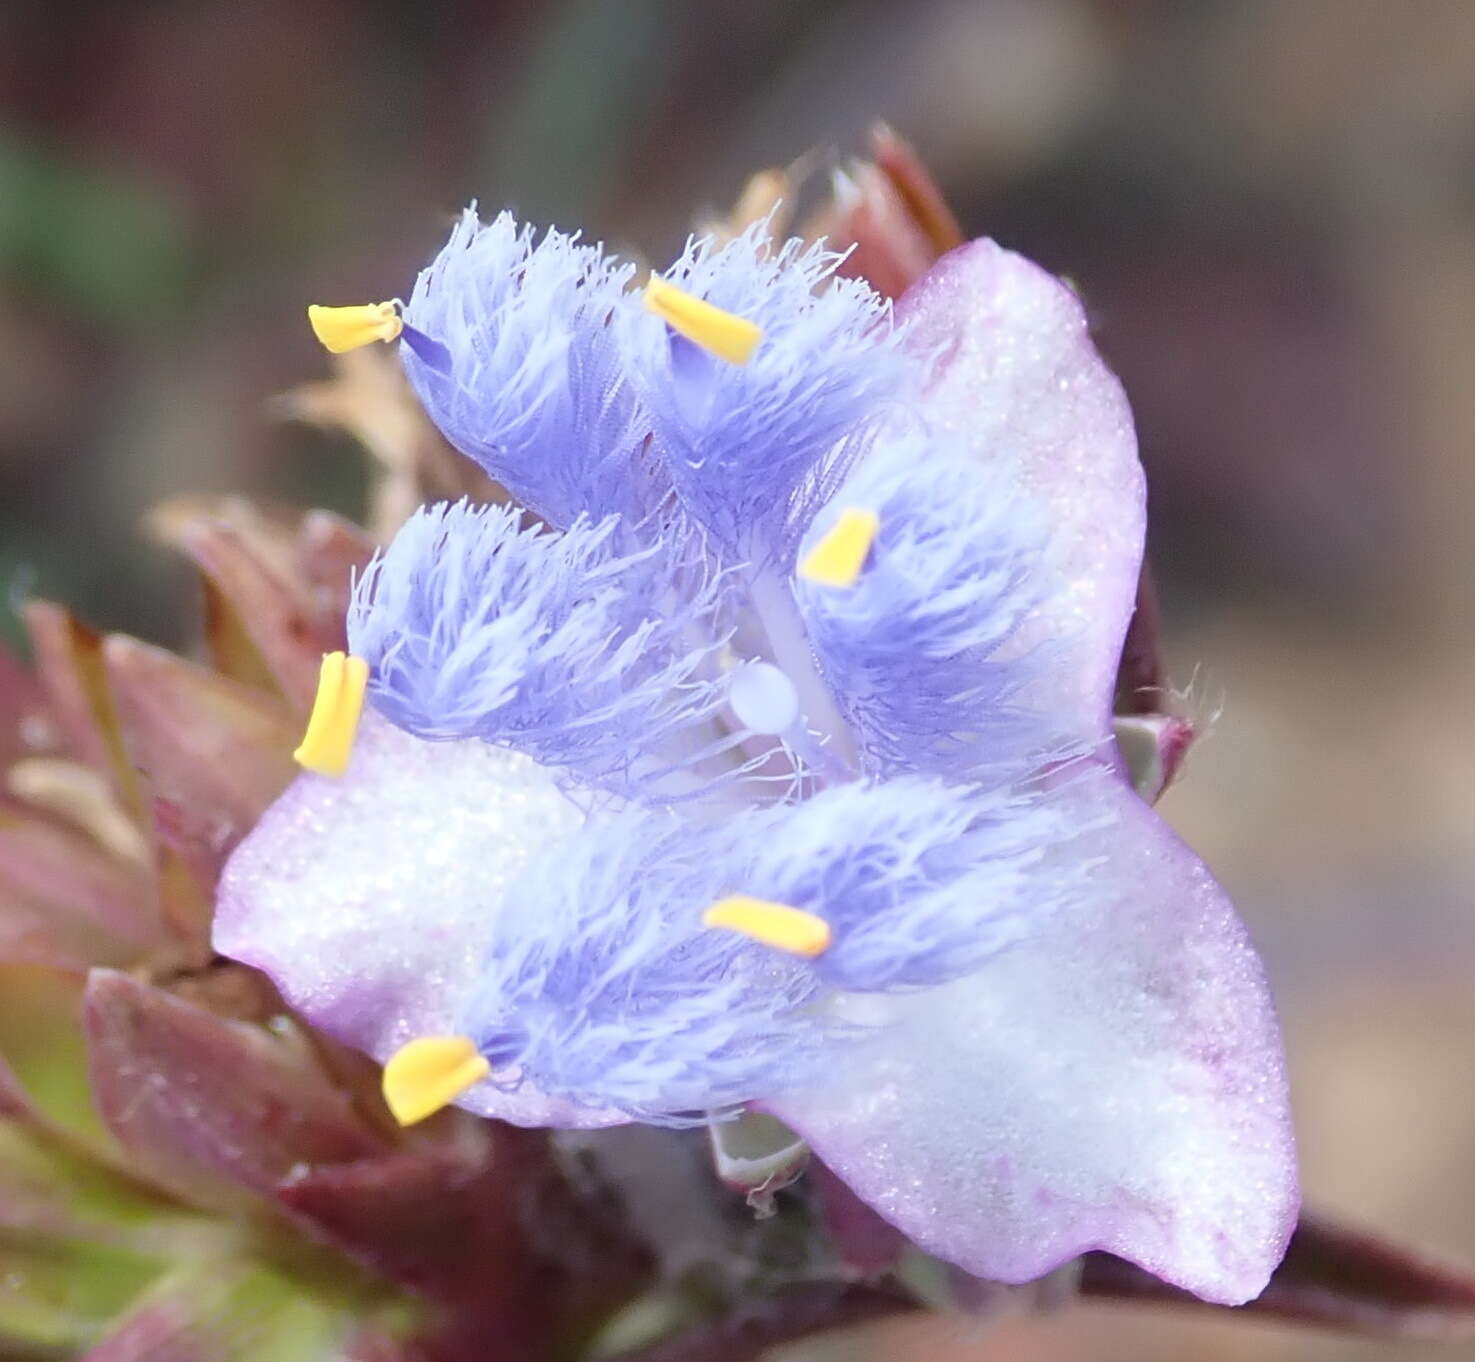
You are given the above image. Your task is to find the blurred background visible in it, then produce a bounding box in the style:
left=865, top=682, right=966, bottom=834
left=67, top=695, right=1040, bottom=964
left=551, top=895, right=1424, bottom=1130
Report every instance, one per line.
left=1, top=1, right=1472, bottom=1358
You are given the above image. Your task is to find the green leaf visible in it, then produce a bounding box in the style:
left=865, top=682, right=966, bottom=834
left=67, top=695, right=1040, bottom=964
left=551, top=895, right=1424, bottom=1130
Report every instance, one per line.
left=84, top=1258, right=398, bottom=1362
left=0, top=966, right=114, bottom=1153
left=0, top=1230, right=163, bottom=1354
left=0, top=1120, right=205, bottom=1251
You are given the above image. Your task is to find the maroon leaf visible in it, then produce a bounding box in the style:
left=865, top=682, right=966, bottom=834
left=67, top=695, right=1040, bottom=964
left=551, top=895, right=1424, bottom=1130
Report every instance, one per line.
left=23, top=602, right=143, bottom=815
left=1080, top=1208, right=1475, bottom=1341
left=102, top=635, right=296, bottom=857
left=199, top=573, right=281, bottom=695
left=808, top=1159, right=906, bottom=1277
left=1114, top=564, right=1169, bottom=716
left=867, top=124, right=965, bottom=260
left=811, top=124, right=964, bottom=302
left=0, top=641, right=54, bottom=767
left=280, top=1120, right=649, bottom=1355
left=298, top=510, right=376, bottom=633
left=151, top=509, right=336, bottom=710
left=341, top=1328, right=443, bottom=1362
left=186, top=517, right=337, bottom=709
left=0, top=892, right=109, bottom=971
left=277, top=1131, right=551, bottom=1307
left=83, top=969, right=388, bottom=1215
left=0, top=807, right=155, bottom=952
left=0, top=1048, right=32, bottom=1119
left=145, top=807, right=219, bottom=960
left=824, top=161, right=940, bottom=302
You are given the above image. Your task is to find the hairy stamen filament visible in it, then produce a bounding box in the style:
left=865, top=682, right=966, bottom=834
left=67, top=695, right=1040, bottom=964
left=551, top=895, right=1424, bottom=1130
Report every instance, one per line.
left=746, top=569, right=857, bottom=777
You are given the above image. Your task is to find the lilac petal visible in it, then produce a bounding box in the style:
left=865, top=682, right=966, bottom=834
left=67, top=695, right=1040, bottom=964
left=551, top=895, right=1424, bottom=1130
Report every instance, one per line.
left=898, top=240, right=1145, bottom=747
left=214, top=709, right=622, bottom=1128
left=769, top=762, right=1296, bottom=1307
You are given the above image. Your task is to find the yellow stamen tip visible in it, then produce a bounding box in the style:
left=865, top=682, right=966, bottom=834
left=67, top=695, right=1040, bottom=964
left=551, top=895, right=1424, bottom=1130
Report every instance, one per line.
left=307, top=301, right=403, bottom=354
left=702, top=895, right=831, bottom=958
left=797, top=508, right=880, bottom=588
left=643, top=276, right=762, bottom=365
left=382, top=1036, right=491, bottom=1127
left=293, top=652, right=369, bottom=777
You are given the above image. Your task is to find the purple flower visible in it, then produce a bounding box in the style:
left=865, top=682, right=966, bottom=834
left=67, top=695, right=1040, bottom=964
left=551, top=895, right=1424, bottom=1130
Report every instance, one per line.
left=217, top=211, right=1297, bottom=1306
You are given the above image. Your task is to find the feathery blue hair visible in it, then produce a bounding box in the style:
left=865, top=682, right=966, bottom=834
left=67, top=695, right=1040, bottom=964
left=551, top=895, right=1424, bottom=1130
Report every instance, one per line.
left=457, top=776, right=1083, bottom=1118
left=621, top=222, right=906, bottom=557
left=746, top=776, right=1080, bottom=992
left=798, top=433, right=1054, bottom=782
left=347, top=500, right=723, bottom=795
left=400, top=209, right=651, bottom=529
left=459, top=810, right=824, bottom=1122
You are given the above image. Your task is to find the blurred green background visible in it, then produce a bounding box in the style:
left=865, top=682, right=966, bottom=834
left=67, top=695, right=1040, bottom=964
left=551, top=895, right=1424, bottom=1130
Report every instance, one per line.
left=3, top=2, right=1475, bottom=1359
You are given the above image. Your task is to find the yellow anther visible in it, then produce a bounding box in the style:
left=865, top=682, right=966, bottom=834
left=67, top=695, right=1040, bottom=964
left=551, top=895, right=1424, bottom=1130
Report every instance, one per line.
left=797, top=508, right=880, bottom=588
left=643, top=276, right=762, bottom=365
left=703, top=895, right=832, bottom=958
left=293, top=652, right=369, bottom=777
left=382, top=1036, right=490, bottom=1127
left=307, top=301, right=403, bottom=354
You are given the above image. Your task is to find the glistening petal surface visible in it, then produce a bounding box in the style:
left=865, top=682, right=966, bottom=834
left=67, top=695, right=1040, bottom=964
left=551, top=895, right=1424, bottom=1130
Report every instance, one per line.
left=214, top=708, right=619, bottom=1127
left=768, top=762, right=1297, bottom=1306
left=895, top=239, right=1145, bottom=744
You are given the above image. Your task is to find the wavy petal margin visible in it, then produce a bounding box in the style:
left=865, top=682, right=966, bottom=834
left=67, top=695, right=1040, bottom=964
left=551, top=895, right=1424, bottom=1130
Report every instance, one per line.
left=897, top=239, right=1145, bottom=746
